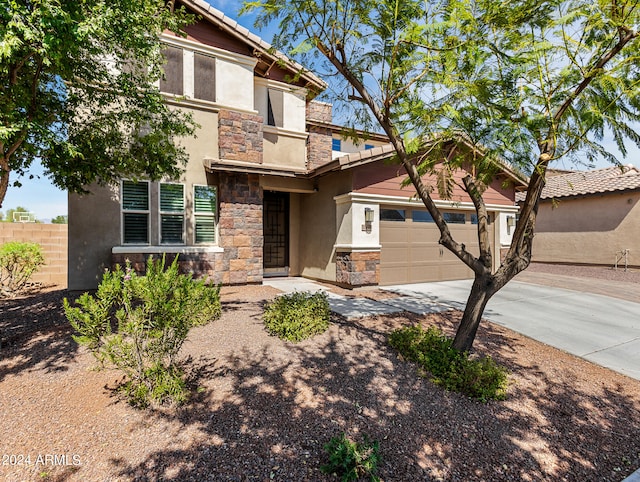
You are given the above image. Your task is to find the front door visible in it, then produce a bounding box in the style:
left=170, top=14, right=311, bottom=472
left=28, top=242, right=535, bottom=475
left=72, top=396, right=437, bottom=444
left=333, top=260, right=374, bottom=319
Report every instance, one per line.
left=263, top=191, right=289, bottom=277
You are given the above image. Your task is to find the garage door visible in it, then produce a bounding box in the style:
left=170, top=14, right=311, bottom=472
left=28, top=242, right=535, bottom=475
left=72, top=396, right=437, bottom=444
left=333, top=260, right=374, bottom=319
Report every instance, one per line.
left=379, top=207, right=493, bottom=285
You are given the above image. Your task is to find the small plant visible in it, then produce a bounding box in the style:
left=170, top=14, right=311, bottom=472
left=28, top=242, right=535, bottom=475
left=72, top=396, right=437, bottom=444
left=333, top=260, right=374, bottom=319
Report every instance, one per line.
left=263, top=290, right=330, bottom=342
left=0, top=241, right=45, bottom=296
left=65, top=255, right=221, bottom=408
left=321, top=433, right=381, bottom=482
left=389, top=325, right=508, bottom=402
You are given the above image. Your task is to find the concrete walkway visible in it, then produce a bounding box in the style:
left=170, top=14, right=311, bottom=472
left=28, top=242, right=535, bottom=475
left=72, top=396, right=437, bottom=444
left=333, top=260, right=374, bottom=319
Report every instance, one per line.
left=264, top=277, right=640, bottom=381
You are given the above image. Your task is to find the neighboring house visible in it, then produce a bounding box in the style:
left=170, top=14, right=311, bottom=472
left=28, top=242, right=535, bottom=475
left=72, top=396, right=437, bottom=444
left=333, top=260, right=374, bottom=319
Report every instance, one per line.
left=518, top=165, right=640, bottom=268
left=68, top=0, right=525, bottom=290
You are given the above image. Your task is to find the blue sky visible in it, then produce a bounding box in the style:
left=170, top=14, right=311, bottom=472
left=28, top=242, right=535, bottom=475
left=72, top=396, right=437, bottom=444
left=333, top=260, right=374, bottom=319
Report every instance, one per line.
left=3, top=1, right=638, bottom=220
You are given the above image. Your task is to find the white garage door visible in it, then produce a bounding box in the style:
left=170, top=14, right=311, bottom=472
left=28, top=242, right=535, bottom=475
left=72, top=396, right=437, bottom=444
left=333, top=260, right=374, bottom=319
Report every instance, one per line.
left=379, top=207, right=493, bottom=285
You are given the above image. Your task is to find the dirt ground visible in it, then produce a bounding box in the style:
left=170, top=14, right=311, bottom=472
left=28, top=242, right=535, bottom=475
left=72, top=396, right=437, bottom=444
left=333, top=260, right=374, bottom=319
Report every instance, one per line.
left=1, top=269, right=640, bottom=481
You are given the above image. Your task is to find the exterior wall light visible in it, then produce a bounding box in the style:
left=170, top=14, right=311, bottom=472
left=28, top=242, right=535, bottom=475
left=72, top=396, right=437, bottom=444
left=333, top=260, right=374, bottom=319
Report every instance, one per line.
left=364, top=207, right=375, bottom=224
left=363, top=207, right=375, bottom=234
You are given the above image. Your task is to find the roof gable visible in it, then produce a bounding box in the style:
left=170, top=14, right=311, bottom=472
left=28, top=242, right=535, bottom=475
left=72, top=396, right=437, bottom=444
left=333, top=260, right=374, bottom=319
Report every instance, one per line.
left=176, top=0, right=326, bottom=93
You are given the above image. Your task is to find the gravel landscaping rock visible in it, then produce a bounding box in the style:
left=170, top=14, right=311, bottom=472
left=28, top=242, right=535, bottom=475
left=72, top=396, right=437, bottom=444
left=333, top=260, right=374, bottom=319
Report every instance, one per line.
left=1, top=278, right=640, bottom=481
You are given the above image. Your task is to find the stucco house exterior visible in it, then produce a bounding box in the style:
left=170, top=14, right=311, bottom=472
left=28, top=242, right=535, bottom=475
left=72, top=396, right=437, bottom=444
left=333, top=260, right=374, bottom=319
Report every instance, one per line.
left=520, top=165, right=640, bottom=268
left=68, top=0, right=525, bottom=291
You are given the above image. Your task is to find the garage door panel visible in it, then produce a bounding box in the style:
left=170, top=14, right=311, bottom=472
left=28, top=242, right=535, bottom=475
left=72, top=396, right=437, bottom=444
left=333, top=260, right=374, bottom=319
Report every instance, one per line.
left=380, top=208, right=495, bottom=285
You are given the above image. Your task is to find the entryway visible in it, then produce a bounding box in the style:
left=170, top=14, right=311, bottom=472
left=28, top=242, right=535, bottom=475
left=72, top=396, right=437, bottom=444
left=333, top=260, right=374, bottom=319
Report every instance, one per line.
left=263, top=191, right=289, bottom=277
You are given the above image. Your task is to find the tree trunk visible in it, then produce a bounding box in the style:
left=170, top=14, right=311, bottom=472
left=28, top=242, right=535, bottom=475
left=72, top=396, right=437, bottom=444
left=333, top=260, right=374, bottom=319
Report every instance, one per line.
left=452, top=272, right=499, bottom=352
left=0, top=155, right=9, bottom=209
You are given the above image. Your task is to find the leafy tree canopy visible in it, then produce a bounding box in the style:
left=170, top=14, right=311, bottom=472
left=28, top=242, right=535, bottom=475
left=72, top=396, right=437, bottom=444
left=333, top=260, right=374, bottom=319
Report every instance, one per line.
left=245, top=0, right=639, bottom=351
left=51, top=214, right=68, bottom=224
left=0, top=0, right=198, bottom=208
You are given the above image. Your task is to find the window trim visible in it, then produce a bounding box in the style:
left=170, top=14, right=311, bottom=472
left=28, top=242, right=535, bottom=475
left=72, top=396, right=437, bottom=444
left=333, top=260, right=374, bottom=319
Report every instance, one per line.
left=121, top=180, right=150, bottom=245
left=159, top=182, right=185, bottom=245
left=193, top=184, right=218, bottom=245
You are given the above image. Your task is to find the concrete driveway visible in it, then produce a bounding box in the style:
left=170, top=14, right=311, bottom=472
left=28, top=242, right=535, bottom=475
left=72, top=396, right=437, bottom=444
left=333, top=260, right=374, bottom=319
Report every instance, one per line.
left=383, top=279, right=640, bottom=381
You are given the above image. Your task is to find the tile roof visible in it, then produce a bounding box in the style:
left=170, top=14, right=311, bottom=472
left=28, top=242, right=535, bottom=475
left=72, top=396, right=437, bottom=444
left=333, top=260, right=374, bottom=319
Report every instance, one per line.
left=517, top=165, right=640, bottom=201
left=182, top=0, right=326, bottom=91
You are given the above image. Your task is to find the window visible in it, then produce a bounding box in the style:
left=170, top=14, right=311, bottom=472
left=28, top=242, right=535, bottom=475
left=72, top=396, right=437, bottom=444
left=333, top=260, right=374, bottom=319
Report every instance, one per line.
left=364, top=144, right=374, bottom=150
left=443, top=212, right=466, bottom=224
left=122, top=181, right=149, bottom=244
left=194, top=185, right=217, bottom=244
left=471, top=213, right=492, bottom=224
left=412, top=210, right=435, bottom=223
left=160, top=45, right=183, bottom=95
left=380, top=208, right=406, bottom=222
left=332, top=138, right=342, bottom=151
left=266, top=89, right=284, bottom=127
left=194, top=52, right=215, bottom=102
left=160, top=183, right=185, bottom=244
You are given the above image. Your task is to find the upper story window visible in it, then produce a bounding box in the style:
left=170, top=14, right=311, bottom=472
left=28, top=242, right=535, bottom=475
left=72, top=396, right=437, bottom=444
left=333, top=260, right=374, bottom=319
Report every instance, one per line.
left=122, top=180, right=150, bottom=244
left=194, top=52, right=216, bottom=102
left=332, top=138, right=342, bottom=151
left=160, top=44, right=216, bottom=103
left=159, top=183, right=185, bottom=244
left=364, top=144, right=374, bottom=150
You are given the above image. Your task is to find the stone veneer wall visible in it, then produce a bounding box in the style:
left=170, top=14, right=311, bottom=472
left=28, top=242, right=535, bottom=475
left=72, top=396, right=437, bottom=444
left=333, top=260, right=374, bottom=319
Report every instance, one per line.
left=113, top=173, right=264, bottom=285
left=218, top=109, right=264, bottom=163
left=218, top=172, right=263, bottom=284
left=336, top=250, right=380, bottom=287
left=306, top=101, right=334, bottom=171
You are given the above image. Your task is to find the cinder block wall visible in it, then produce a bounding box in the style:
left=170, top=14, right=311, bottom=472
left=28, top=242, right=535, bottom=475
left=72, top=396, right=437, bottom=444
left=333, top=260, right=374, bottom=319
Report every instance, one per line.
left=0, top=223, right=68, bottom=288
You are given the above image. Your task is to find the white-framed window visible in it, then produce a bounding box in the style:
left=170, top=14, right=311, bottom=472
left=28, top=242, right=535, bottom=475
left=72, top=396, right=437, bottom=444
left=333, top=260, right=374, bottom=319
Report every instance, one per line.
left=122, top=180, right=150, bottom=244
left=159, top=183, right=185, bottom=244
left=194, top=185, right=217, bottom=244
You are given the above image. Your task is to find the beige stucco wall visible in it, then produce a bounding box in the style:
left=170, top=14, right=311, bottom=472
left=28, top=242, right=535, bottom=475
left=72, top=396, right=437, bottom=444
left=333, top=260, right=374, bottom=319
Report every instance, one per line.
left=532, top=191, right=640, bottom=266
left=298, top=171, right=353, bottom=282
left=262, top=129, right=307, bottom=169
left=68, top=185, right=121, bottom=291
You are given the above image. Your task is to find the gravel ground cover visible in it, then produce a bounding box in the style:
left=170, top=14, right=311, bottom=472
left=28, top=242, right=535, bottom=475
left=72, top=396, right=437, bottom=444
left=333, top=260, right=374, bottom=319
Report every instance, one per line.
left=1, top=274, right=640, bottom=481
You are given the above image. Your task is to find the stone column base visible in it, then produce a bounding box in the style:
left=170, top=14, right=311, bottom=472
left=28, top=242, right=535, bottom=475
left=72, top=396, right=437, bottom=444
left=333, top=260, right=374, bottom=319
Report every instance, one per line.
left=336, top=250, right=380, bottom=287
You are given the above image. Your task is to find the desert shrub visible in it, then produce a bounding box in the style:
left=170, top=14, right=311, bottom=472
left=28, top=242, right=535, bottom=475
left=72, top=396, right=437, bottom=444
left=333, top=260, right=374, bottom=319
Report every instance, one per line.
left=389, top=325, right=508, bottom=402
left=263, top=290, right=330, bottom=342
left=321, top=433, right=381, bottom=482
left=0, top=241, right=45, bottom=297
left=65, top=255, right=221, bottom=408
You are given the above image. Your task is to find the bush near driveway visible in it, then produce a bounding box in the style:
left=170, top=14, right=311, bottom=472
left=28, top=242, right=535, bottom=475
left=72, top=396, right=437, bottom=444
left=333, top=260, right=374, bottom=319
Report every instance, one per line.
left=389, top=324, right=508, bottom=402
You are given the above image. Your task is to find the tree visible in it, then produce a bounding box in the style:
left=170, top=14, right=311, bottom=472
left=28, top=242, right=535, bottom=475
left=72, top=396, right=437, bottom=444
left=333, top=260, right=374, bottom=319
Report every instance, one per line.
left=245, top=0, right=640, bottom=351
left=0, top=0, right=198, bottom=209
left=51, top=214, right=68, bottom=224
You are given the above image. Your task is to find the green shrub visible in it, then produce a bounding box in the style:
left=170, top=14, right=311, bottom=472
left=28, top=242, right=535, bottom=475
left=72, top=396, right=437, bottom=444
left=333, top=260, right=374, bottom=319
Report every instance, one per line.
left=0, top=241, right=45, bottom=296
left=65, top=255, right=221, bottom=408
left=389, top=325, right=508, bottom=402
left=263, top=290, right=330, bottom=342
left=321, top=433, right=381, bottom=482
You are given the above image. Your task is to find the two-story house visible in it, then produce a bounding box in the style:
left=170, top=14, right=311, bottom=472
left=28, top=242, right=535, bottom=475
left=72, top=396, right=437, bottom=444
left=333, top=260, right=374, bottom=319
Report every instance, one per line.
left=68, top=0, right=525, bottom=291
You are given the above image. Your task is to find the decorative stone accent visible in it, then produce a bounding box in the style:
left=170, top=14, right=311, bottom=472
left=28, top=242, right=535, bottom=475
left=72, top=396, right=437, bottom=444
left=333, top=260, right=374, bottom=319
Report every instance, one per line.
left=336, top=250, right=380, bottom=287
left=112, top=251, right=223, bottom=283
left=218, top=109, right=264, bottom=163
left=217, top=172, right=263, bottom=284
left=306, top=101, right=333, bottom=123
left=306, top=101, right=334, bottom=171
left=307, top=124, right=333, bottom=171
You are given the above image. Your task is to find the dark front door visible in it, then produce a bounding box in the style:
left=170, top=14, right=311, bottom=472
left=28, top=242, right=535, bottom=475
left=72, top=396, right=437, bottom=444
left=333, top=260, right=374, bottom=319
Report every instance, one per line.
left=263, top=191, right=289, bottom=277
